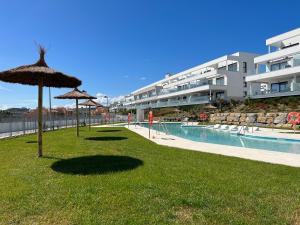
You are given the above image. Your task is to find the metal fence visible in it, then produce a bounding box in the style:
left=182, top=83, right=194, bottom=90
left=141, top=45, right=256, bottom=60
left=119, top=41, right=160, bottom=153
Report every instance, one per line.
left=0, top=113, right=129, bottom=139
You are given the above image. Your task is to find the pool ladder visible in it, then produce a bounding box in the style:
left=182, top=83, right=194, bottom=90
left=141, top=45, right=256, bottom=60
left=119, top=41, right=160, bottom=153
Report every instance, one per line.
left=237, top=126, right=247, bottom=135
left=157, top=122, right=169, bottom=135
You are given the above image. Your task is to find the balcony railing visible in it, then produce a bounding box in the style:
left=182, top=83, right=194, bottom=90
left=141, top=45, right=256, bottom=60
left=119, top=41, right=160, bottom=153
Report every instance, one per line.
left=158, top=82, right=212, bottom=96
left=255, top=45, right=300, bottom=64
left=293, top=83, right=300, bottom=91
left=253, top=57, right=300, bottom=76
left=135, top=96, right=210, bottom=109
left=251, top=83, right=300, bottom=97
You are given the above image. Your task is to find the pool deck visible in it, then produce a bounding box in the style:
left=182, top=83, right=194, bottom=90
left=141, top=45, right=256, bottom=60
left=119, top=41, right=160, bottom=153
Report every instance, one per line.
left=124, top=124, right=300, bottom=168
left=245, top=127, right=300, bottom=140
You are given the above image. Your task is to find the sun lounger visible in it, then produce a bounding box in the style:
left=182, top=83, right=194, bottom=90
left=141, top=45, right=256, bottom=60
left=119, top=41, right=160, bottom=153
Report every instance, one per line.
left=213, top=124, right=221, bottom=129
left=219, top=125, right=229, bottom=130
left=230, top=126, right=248, bottom=134
left=226, top=125, right=238, bottom=132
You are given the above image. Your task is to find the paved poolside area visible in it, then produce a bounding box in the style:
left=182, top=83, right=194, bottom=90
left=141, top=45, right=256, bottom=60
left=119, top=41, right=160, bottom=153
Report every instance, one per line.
left=122, top=125, right=300, bottom=168
left=245, top=127, right=300, bottom=140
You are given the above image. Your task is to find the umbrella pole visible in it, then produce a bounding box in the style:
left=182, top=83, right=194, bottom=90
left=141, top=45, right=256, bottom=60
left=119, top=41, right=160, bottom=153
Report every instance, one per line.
left=89, top=106, right=91, bottom=131
left=76, top=99, right=79, bottom=137
left=38, top=78, right=43, bottom=157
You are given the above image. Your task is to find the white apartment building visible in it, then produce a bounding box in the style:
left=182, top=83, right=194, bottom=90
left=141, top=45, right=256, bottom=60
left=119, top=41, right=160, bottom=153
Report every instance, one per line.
left=121, top=52, right=257, bottom=112
left=246, top=28, right=300, bottom=98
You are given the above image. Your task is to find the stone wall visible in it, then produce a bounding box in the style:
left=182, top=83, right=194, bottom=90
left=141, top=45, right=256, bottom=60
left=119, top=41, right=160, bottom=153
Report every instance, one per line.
left=209, top=112, right=294, bottom=128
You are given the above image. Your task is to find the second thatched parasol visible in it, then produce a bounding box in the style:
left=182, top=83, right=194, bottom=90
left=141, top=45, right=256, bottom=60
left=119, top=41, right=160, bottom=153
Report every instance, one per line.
left=0, top=46, right=81, bottom=157
left=55, top=88, right=96, bottom=136
left=79, top=99, right=103, bottom=131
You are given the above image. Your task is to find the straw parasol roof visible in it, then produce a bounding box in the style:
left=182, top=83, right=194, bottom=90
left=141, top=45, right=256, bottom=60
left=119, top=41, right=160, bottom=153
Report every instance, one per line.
left=79, top=99, right=103, bottom=107
left=55, top=88, right=96, bottom=100
left=0, top=47, right=81, bottom=88
left=0, top=46, right=81, bottom=157
left=55, top=89, right=96, bottom=136
left=79, top=99, right=103, bottom=131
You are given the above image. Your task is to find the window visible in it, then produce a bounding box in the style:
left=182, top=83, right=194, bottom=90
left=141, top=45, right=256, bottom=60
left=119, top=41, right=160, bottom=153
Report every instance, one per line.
left=228, top=63, right=238, bottom=72
left=293, top=54, right=300, bottom=67
left=216, top=77, right=224, bottom=85
left=271, top=81, right=289, bottom=93
left=244, top=91, right=247, bottom=97
left=243, top=77, right=247, bottom=87
left=270, top=61, right=288, bottom=71
left=242, top=62, right=247, bottom=73
left=216, top=92, right=225, bottom=99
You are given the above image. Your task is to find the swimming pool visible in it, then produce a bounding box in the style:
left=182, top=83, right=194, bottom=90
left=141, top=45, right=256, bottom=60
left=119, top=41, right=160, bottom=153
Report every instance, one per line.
left=140, top=123, right=300, bottom=154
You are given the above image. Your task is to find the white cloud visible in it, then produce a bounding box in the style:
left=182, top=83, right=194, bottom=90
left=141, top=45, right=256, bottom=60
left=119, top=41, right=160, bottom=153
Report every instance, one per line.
left=0, top=105, right=9, bottom=110
left=140, top=76, right=147, bottom=81
left=0, top=93, right=125, bottom=110
left=0, top=103, right=34, bottom=110
left=59, top=93, right=125, bottom=108
left=62, top=103, right=76, bottom=109
left=95, top=93, right=125, bottom=105
left=123, top=75, right=129, bottom=79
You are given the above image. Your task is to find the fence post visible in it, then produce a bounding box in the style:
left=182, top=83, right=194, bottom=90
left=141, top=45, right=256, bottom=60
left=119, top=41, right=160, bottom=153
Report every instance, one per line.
left=9, top=114, right=12, bottom=137
left=35, top=117, right=37, bottom=133
left=65, top=114, right=67, bottom=128
left=23, top=116, right=26, bottom=135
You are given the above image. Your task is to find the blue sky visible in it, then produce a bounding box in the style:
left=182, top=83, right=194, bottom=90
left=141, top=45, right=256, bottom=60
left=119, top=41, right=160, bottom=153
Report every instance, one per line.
left=0, top=0, right=300, bottom=109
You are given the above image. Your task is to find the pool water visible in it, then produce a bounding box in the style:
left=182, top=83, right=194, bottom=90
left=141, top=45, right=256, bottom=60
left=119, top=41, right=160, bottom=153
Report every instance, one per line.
left=140, top=123, right=300, bottom=154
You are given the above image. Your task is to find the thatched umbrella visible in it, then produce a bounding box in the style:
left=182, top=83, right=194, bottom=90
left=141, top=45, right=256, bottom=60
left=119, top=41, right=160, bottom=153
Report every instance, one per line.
left=0, top=47, right=81, bottom=157
left=79, top=99, right=103, bottom=131
left=55, top=88, right=96, bottom=136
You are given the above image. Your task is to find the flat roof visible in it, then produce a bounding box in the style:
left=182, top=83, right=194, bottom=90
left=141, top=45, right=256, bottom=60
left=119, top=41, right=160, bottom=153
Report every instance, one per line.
left=266, top=28, right=300, bottom=46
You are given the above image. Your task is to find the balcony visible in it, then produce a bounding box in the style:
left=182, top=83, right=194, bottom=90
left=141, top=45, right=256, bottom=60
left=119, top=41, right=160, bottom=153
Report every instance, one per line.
left=134, top=82, right=227, bottom=104
left=163, top=69, right=230, bottom=88
left=159, top=82, right=226, bottom=97
left=254, top=45, right=300, bottom=64
left=250, top=83, right=300, bottom=99
left=135, top=96, right=210, bottom=109
left=246, top=65, right=300, bottom=83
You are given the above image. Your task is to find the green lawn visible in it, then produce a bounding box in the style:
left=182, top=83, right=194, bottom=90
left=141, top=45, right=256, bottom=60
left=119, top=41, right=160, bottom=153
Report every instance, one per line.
left=1, top=127, right=300, bottom=224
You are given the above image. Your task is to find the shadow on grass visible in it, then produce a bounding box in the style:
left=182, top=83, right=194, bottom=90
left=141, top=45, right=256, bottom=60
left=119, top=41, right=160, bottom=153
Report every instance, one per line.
left=85, top=136, right=128, bottom=141
left=26, top=141, right=37, bottom=144
left=51, top=155, right=143, bottom=175
left=97, top=130, right=122, bottom=133
left=43, top=156, right=63, bottom=160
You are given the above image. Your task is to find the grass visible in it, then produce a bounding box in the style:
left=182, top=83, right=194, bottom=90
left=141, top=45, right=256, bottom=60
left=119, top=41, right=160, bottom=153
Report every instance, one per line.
left=1, top=127, right=300, bottom=224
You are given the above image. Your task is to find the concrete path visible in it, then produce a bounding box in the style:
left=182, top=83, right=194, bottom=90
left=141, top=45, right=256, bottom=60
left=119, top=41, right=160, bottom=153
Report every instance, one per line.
left=127, top=125, right=300, bottom=168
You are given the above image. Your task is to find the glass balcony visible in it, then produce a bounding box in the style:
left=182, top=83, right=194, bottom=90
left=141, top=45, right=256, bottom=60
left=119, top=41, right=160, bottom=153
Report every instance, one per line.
left=159, top=81, right=211, bottom=96
left=135, top=96, right=210, bottom=109
left=254, top=54, right=300, bottom=75
left=251, top=83, right=300, bottom=97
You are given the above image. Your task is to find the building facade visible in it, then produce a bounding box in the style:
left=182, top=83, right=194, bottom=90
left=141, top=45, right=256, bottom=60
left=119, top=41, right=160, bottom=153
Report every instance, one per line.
left=112, top=28, right=300, bottom=119
left=121, top=52, right=257, bottom=111
left=246, top=28, right=300, bottom=98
